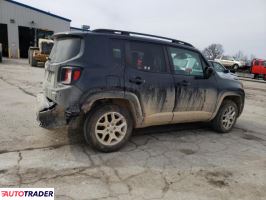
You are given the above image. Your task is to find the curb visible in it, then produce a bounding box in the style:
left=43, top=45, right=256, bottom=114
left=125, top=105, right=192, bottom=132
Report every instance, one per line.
left=238, top=77, right=266, bottom=83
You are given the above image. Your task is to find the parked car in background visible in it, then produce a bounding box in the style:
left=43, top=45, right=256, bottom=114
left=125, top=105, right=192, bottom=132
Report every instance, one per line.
left=0, top=43, right=2, bottom=63
left=209, top=60, right=238, bottom=80
left=250, top=59, right=266, bottom=80
left=28, top=39, right=54, bottom=67
left=215, top=55, right=244, bottom=70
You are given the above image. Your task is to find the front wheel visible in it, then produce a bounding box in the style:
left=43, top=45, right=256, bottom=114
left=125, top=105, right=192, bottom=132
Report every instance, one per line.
left=83, top=104, right=133, bottom=152
left=211, top=100, right=238, bottom=133
left=232, top=64, right=239, bottom=71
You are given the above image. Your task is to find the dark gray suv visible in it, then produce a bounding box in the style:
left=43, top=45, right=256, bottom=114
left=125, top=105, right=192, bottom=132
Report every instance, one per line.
left=37, top=29, right=245, bottom=152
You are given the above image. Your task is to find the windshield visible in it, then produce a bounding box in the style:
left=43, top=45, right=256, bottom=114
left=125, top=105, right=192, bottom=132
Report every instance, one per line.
left=41, top=42, right=53, bottom=54
left=49, top=37, right=81, bottom=63
left=211, top=62, right=225, bottom=72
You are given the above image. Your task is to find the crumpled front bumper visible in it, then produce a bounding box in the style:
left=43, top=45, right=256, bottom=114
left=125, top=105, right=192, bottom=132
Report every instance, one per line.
left=36, top=94, right=67, bottom=129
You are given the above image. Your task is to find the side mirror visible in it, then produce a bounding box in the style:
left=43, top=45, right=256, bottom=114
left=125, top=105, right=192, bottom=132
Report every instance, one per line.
left=205, top=67, right=214, bottom=78
left=224, top=69, right=230, bottom=73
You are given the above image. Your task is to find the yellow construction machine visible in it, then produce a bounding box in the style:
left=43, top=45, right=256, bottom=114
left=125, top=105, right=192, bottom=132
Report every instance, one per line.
left=28, top=39, right=53, bottom=67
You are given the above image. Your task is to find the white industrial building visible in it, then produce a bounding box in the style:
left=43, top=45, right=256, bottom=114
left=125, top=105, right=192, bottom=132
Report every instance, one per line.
left=0, top=0, right=71, bottom=58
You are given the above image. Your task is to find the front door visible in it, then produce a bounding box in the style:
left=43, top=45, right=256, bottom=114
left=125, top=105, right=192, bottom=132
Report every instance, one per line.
left=125, top=41, right=175, bottom=126
left=167, top=46, right=218, bottom=123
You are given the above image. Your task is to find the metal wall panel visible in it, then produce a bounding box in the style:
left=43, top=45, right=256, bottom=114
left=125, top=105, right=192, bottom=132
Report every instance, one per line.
left=0, top=0, right=71, bottom=58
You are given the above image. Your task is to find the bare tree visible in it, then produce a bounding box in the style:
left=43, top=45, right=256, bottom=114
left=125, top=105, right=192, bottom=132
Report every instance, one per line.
left=250, top=54, right=256, bottom=60
left=202, top=44, right=224, bottom=60
left=234, top=51, right=245, bottom=60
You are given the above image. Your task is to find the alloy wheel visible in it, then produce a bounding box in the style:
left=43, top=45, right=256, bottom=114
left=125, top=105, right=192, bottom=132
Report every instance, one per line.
left=95, top=112, right=127, bottom=146
left=221, top=106, right=236, bottom=130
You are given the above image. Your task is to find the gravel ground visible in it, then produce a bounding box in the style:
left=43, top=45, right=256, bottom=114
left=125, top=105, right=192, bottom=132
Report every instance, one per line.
left=0, top=58, right=266, bottom=200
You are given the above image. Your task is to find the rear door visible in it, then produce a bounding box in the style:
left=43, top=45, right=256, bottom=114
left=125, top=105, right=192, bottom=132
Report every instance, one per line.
left=167, top=46, right=218, bottom=123
left=124, top=41, right=175, bottom=126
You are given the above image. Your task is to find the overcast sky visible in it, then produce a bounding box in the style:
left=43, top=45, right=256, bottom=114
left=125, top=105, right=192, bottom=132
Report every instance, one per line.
left=18, top=0, right=266, bottom=58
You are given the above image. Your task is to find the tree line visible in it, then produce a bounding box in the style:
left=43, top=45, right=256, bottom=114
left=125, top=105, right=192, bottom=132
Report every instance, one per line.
left=202, top=43, right=256, bottom=61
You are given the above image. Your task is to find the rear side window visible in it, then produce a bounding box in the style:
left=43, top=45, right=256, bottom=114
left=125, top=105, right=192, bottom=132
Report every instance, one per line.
left=127, top=41, right=167, bottom=73
left=168, top=47, right=204, bottom=76
left=49, top=37, right=81, bottom=63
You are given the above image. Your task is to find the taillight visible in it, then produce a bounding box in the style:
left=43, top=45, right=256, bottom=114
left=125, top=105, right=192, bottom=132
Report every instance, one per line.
left=61, top=67, right=81, bottom=84
left=73, top=70, right=81, bottom=81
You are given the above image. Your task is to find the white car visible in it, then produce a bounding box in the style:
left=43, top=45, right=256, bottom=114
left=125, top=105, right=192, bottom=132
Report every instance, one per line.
left=214, top=55, right=244, bottom=70
left=209, top=60, right=238, bottom=80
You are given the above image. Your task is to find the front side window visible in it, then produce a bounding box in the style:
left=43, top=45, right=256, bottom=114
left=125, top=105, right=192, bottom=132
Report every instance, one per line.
left=254, top=60, right=260, bottom=66
left=222, top=56, right=228, bottom=60
left=127, top=41, right=167, bottom=73
left=168, top=47, right=204, bottom=76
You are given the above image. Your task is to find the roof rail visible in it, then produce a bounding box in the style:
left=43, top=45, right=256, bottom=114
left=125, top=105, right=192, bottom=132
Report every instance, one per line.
left=93, top=29, right=194, bottom=47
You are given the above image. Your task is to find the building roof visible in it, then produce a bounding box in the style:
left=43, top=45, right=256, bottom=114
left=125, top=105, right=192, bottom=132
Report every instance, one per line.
left=70, top=27, right=85, bottom=31
left=5, top=0, right=71, bottom=22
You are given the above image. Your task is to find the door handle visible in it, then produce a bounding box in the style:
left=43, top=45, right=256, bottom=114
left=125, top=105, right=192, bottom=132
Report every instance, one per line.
left=178, top=80, right=190, bottom=86
left=129, top=77, right=145, bottom=85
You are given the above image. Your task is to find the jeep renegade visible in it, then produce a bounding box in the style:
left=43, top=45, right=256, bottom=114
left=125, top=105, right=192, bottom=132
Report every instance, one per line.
left=36, top=29, right=245, bottom=152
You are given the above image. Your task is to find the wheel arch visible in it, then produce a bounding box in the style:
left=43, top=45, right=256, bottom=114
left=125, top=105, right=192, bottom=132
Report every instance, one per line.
left=211, top=92, right=245, bottom=120
left=81, top=91, right=143, bottom=128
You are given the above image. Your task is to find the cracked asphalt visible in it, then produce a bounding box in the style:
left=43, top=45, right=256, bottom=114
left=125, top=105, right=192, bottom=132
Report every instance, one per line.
left=0, top=59, right=266, bottom=200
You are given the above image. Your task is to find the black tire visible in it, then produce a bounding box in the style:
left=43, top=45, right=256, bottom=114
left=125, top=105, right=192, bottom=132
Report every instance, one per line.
left=31, top=57, right=37, bottom=67
left=0, top=52, right=2, bottom=63
left=232, top=64, right=239, bottom=71
left=211, top=100, right=238, bottom=133
left=83, top=104, right=133, bottom=152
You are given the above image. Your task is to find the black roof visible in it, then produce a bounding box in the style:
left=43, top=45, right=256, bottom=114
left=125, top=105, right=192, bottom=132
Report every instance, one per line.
left=93, top=29, right=194, bottom=47
left=53, top=29, right=196, bottom=50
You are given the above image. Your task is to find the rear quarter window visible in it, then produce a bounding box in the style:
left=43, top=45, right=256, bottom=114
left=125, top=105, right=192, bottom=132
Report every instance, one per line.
left=49, top=37, right=82, bottom=63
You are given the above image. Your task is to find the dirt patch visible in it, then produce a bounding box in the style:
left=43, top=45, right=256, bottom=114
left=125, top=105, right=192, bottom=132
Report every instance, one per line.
left=242, top=134, right=264, bottom=142
left=0, top=169, right=8, bottom=174
left=198, top=170, right=233, bottom=188
left=179, top=149, right=196, bottom=155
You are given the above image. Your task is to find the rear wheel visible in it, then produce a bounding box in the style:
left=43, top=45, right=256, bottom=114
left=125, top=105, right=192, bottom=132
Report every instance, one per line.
left=212, top=100, right=238, bottom=133
left=83, top=104, right=133, bottom=152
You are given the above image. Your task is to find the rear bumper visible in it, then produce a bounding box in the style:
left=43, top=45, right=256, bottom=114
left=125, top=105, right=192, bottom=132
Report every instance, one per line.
left=43, top=84, right=82, bottom=111
left=36, top=94, right=67, bottom=129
